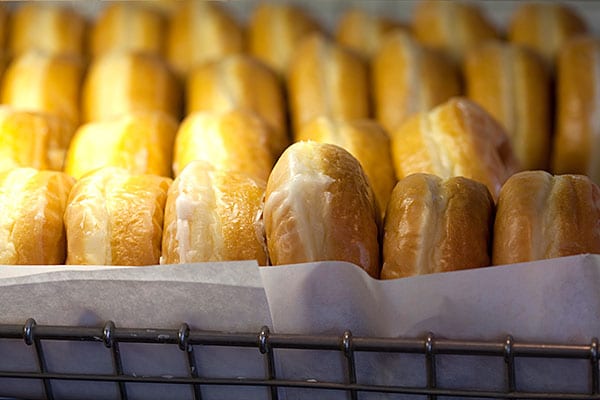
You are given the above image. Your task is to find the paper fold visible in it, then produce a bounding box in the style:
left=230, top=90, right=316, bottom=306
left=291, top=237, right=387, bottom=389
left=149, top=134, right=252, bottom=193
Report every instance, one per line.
left=0, top=255, right=599, bottom=399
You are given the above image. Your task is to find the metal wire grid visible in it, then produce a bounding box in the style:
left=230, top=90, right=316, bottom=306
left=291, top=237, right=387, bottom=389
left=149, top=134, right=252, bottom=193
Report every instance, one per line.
left=0, top=319, right=599, bottom=399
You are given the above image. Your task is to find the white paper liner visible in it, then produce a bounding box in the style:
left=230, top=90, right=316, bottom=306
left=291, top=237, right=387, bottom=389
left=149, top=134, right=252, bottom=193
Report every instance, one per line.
left=0, top=255, right=598, bottom=399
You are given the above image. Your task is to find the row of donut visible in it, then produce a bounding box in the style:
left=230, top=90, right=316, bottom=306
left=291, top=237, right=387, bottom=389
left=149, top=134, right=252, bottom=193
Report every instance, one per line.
left=2, top=140, right=598, bottom=278
left=0, top=95, right=517, bottom=220
left=0, top=1, right=588, bottom=76
left=0, top=1, right=598, bottom=187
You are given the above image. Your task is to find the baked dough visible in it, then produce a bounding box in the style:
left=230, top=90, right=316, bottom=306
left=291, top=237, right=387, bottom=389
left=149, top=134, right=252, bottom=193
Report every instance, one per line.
left=64, top=167, right=171, bottom=266
left=161, top=160, right=268, bottom=265
left=64, top=111, right=177, bottom=179
left=464, top=41, right=551, bottom=170
left=90, top=2, right=166, bottom=57
left=390, top=97, right=520, bottom=199
left=82, top=51, right=181, bottom=123
left=493, top=170, right=600, bottom=264
left=373, top=30, right=460, bottom=134
left=9, top=3, right=86, bottom=57
left=413, top=0, right=498, bottom=63
left=382, top=173, right=494, bottom=279
left=264, top=141, right=380, bottom=277
left=288, top=33, right=370, bottom=134
left=552, top=36, right=600, bottom=184
left=295, top=117, right=396, bottom=216
left=186, top=54, right=288, bottom=157
left=173, top=110, right=274, bottom=182
left=0, top=167, right=74, bottom=265
left=1, top=50, right=83, bottom=127
left=0, top=106, right=75, bottom=171
left=248, top=2, right=320, bottom=76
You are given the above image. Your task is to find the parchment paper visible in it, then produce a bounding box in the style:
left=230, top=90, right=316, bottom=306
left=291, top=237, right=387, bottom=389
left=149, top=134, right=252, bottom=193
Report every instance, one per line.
left=0, top=261, right=272, bottom=400
left=260, top=254, right=600, bottom=399
left=0, top=255, right=599, bottom=399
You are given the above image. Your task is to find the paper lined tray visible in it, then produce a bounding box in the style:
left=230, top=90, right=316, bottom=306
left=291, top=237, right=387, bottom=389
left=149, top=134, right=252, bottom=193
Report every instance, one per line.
left=0, top=255, right=599, bottom=399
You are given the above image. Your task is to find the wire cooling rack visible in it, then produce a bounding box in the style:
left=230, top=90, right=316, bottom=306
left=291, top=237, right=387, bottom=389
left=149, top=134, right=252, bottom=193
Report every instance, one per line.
left=0, top=319, right=599, bottom=400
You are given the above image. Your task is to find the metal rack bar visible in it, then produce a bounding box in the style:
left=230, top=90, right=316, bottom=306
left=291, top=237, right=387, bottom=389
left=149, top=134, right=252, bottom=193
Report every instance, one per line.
left=2, top=320, right=600, bottom=399
left=258, top=326, right=278, bottom=400
left=2, top=370, right=600, bottom=399
left=22, top=319, right=53, bottom=400
left=341, top=331, right=358, bottom=400
left=425, top=332, right=437, bottom=400
left=2, top=322, right=594, bottom=359
left=178, top=323, right=202, bottom=400
left=505, top=335, right=516, bottom=393
left=103, top=321, right=127, bottom=400
left=592, top=338, right=599, bottom=394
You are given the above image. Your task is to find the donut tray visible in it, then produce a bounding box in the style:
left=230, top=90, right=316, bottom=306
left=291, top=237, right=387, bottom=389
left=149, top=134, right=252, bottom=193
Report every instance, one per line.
left=0, top=319, right=599, bottom=400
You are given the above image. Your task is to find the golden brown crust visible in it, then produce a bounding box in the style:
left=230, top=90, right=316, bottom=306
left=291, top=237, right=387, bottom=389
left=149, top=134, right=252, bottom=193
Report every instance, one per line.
left=464, top=41, right=551, bottom=170
left=287, top=33, right=370, bottom=135
left=0, top=168, right=74, bottom=265
left=167, top=0, right=243, bottom=79
left=508, top=2, right=587, bottom=67
left=264, top=141, right=380, bottom=277
left=161, top=161, right=268, bottom=265
left=336, top=8, right=408, bottom=60
left=9, top=3, right=86, bottom=58
left=493, top=170, right=600, bottom=265
left=90, top=2, right=166, bottom=58
left=552, top=36, right=600, bottom=184
left=391, top=97, right=520, bottom=200
left=186, top=54, right=288, bottom=157
left=382, top=173, right=493, bottom=279
left=0, top=5, right=9, bottom=52
left=64, top=167, right=171, bottom=266
left=173, top=109, right=274, bottom=182
left=1, top=50, right=84, bottom=127
left=248, top=3, right=320, bottom=77
left=64, top=111, right=177, bottom=179
left=295, top=117, right=396, bottom=216
left=373, top=30, right=461, bottom=134
left=413, top=0, right=498, bottom=63
left=82, top=51, right=181, bottom=123
left=0, top=107, right=75, bottom=171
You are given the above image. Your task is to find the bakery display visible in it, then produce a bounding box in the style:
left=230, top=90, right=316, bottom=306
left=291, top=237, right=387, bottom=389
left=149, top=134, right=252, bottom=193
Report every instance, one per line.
left=552, top=36, right=600, bottom=184
left=64, top=167, right=171, bottom=266
left=248, top=2, right=321, bottom=77
left=64, top=111, right=177, bottom=179
left=173, top=109, right=274, bottom=182
left=89, top=2, right=166, bottom=58
left=0, top=106, right=75, bottom=172
left=161, top=160, right=268, bottom=265
left=0, top=1, right=594, bottom=276
left=0, top=167, right=74, bottom=265
left=288, top=33, right=370, bottom=135
left=1, top=50, right=84, bottom=128
left=493, top=170, right=600, bottom=265
left=373, top=30, right=461, bottom=134
left=295, top=117, right=396, bottom=216
left=186, top=54, right=288, bottom=157
left=508, top=2, right=588, bottom=68
left=9, top=3, right=86, bottom=58
left=413, top=0, right=499, bottom=64
left=81, top=51, right=181, bottom=123
left=336, top=8, right=408, bottom=60
left=167, top=0, right=244, bottom=80
left=264, top=141, right=380, bottom=277
left=464, top=40, right=551, bottom=171
left=390, top=97, right=520, bottom=199
left=382, top=173, right=494, bottom=279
